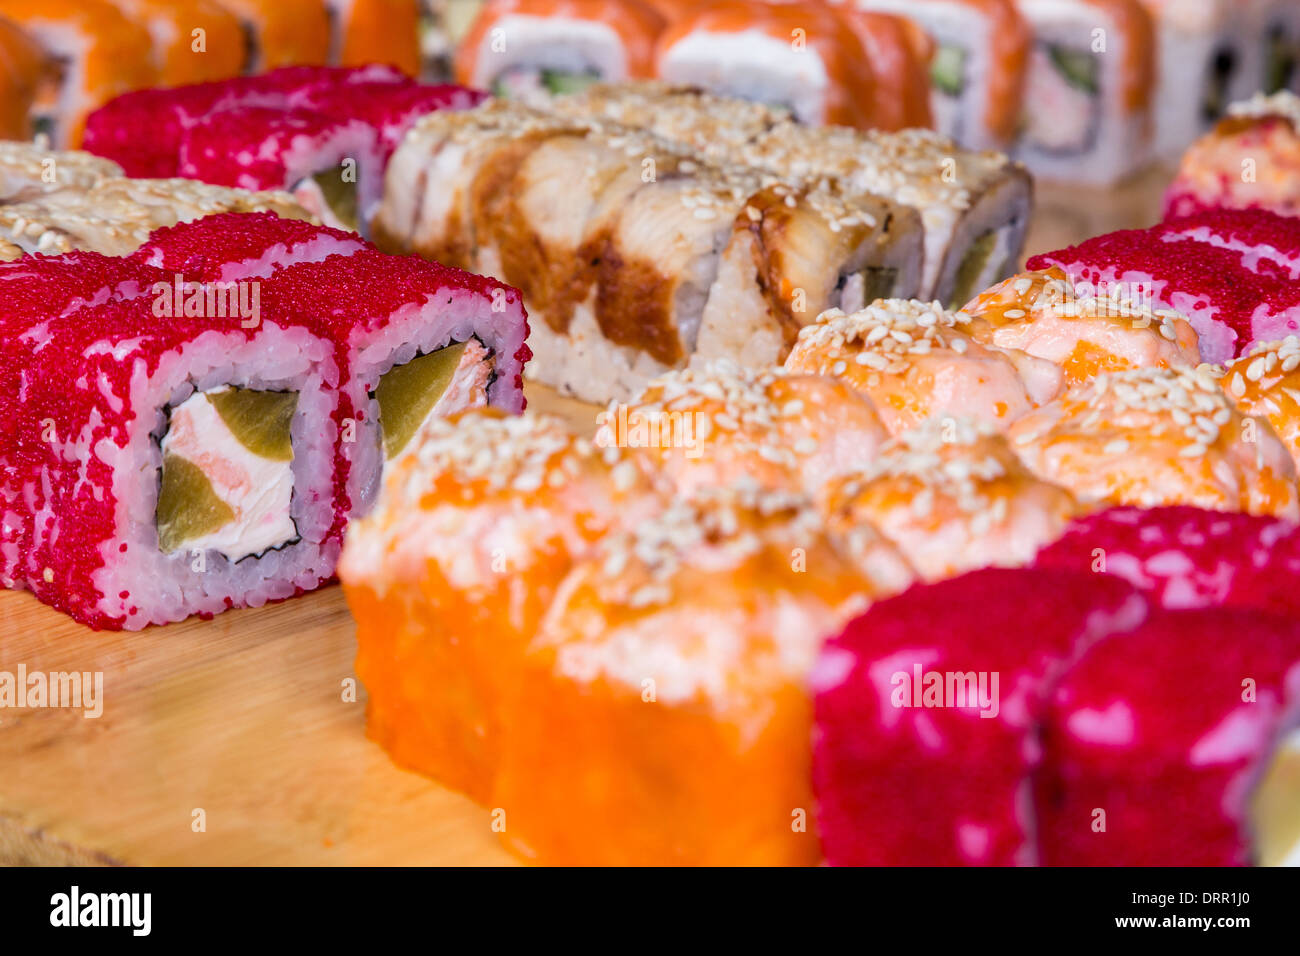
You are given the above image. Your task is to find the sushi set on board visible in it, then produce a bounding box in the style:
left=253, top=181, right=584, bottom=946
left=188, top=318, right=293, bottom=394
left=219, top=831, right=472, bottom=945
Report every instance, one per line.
left=4, top=0, right=1300, bottom=869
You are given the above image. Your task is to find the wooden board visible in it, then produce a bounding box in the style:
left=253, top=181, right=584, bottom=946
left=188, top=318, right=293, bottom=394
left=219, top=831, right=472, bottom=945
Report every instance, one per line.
left=0, top=172, right=1172, bottom=866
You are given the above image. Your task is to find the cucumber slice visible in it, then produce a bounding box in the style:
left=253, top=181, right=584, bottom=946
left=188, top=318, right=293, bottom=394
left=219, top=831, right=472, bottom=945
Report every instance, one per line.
left=1049, top=46, right=1099, bottom=95
left=950, top=231, right=997, bottom=309
left=860, top=266, right=898, bottom=304
left=930, top=44, right=966, bottom=97
left=309, top=166, right=359, bottom=233
left=1266, top=25, right=1296, bottom=94
left=156, top=453, right=236, bottom=554
left=375, top=341, right=470, bottom=459
left=206, top=387, right=298, bottom=462
left=541, top=70, right=599, bottom=95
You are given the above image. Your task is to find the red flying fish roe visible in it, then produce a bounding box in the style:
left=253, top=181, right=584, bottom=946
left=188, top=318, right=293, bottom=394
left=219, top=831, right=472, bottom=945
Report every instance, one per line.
left=1027, top=228, right=1300, bottom=362
left=811, top=567, right=1146, bottom=866
left=289, top=83, right=489, bottom=159
left=130, top=211, right=369, bottom=281
left=1037, top=607, right=1300, bottom=866
left=1, top=294, right=276, bottom=626
left=178, top=107, right=370, bottom=191
left=82, top=65, right=410, bottom=177
left=1033, top=505, right=1300, bottom=617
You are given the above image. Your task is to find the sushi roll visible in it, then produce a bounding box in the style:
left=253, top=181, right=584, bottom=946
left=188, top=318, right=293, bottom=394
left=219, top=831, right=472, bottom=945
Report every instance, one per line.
left=455, top=0, right=665, bottom=104
left=1007, top=366, right=1300, bottom=517
left=857, top=0, right=1031, bottom=150
left=1033, top=505, right=1300, bottom=616
left=0, top=14, right=47, bottom=141
left=1012, top=0, right=1157, bottom=185
left=654, top=1, right=877, bottom=129
left=812, top=566, right=1146, bottom=865
left=551, top=83, right=1033, bottom=305
left=339, top=410, right=664, bottom=803
left=1159, top=207, right=1300, bottom=279
left=107, top=0, right=246, bottom=86
left=216, top=0, right=331, bottom=72
left=0, top=140, right=121, bottom=201
left=0, top=0, right=156, bottom=148
left=323, top=0, right=422, bottom=75
left=1037, top=606, right=1300, bottom=865
left=0, top=175, right=309, bottom=257
left=782, top=300, right=1064, bottom=435
left=374, top=101, right=925, bottom=403
left=1165, top=92, right=1300, bottom=220
left=1140, top=0, right=1250, bottom=160
left=0, top=255, right=343, bottom=629
left=961, top=267, right=1202, bottom=386
left=1219, top=337, right=1300, bottom=473
left=178, top=106, right=383, bottom=233
left=492, top=483, right=914, bottom=865
left=1250, top=0, right=1300, bottom=98
left=599, top=362, right=891, bottom=503
left=832, top=6, right=934, bottom=131
left=823, top=417, right=1081, bottom=582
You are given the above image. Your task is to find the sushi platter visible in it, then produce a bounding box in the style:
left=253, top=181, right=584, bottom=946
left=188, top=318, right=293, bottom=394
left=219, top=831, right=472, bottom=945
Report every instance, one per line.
left=5, top=0, right=1300, bottom=870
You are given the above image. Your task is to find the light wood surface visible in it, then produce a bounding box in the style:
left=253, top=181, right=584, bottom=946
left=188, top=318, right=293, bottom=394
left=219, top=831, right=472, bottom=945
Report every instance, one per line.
left=0, top=172, right=1172, bottom=866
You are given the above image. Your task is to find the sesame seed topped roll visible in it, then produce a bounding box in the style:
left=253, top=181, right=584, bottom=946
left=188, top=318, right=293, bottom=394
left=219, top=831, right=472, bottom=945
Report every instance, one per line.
left=825, top=417, right=1081, bottom=582
left=339, top=410, right=665, bottom=803
left=0, top=141, right=121, bottom=202
left=962, top=267, right=1202, bottom=386
left=493, top=481, right=913, bottom=865
left=1009, top=366, right=1300, bottom=517
left=1219, top=336, right=1300, bottom=473
left=784, top=300, right=1064, bottom=435
left=599, top=361, right=890, bottom=503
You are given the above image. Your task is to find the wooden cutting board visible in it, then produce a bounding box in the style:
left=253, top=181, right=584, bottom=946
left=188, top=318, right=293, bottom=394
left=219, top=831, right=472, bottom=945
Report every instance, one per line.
left=0, top=172, right=1171, bottom=866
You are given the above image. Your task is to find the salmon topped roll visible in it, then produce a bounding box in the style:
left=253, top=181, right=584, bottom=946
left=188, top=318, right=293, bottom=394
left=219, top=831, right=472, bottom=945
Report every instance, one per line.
left=493, top=482, right=915, bottom=866
left=108, top=0, right=245, bottom=86
left=0, top=14, right=47, bottom=141
left=455, top=0, right=665, bottom=103
left=1009, top=365, right=1300, bottom=517
left=340, top=410, right=663, bottom=803
left=824, top=417, right=1081, bottom=581
left=1012, top=0, right=1156, bottom=185
left=1165, top=91, right=1300, bottom=219
left=599, top=361, right=890, bottom=503
left=783, top=300, right=1064, bottom=435
left=217, top=0, right=331, bottom=72
left=324, top=0, right=421, bottom=75
left=0, top=0, right=156, bottom=148
left=961, top=267, right=1201, bottom=386
left=859, top=0, right=1031, bottom=149
left=1219, top=337, right=1300, bottom=473
left=654, top=1, right=877, bottom=129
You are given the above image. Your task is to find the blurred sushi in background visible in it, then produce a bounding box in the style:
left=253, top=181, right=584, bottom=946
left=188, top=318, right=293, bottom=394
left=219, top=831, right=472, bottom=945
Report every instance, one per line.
left=1012, top=0, right=1156, bottom=186
left=0, top=0, right=155, bottom=147
left=857, top=0, right=1030, bottom=149
left=217, top=0, right=331, bottom=72
left=0, top=14, right=46, bottom=140
left=324, top=0, right=421, bottom=75
left=107, top=0, right=246, bottom=86
left=455, top=0, right=664, bottom=102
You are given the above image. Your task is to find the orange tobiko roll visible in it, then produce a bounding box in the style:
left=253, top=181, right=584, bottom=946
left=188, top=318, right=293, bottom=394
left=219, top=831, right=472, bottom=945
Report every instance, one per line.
left=1220, top=336, right=1300, bottom=474
left=783, top=299, right=1064, bottom=435
left=961, top=267, right=1201, bottom=386
left=493, top=482, right=914, bottom=865
left=1009, top=366, right=1300, bottom=518
left=339, top=410, right=664, bottom=803
left=599, top=361, right=890, bottom=503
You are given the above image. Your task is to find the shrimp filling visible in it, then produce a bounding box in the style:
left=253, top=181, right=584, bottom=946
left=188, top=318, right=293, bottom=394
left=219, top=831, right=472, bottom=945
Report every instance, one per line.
left=156, top=386, right=299, bottom=559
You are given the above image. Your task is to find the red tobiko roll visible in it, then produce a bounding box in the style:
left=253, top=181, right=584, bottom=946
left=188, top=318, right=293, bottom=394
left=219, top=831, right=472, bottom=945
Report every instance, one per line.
left=1034, top=506, right=1300, bottom=617
left=1159, top=207, right=1300, bottom=281
left=1026, top=227, right=1300, bottom=364
left=811, top=567, right=1146, bottom=866
left=1037, top=607, right=1300, bottom=866
left=289, top=82, right=488, bottom=160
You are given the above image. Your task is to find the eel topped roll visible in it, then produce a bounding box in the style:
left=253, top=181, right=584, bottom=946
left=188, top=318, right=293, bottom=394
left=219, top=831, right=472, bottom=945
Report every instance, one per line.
left=340, top=410, right=664, bottom=803
left=0, top=140, right=121, bottom=201
left=0, top=0, right=156, bottom=147
left=858, top=0, right=1031, bottom=150
left=493, top=481, right=915, bottom=865
left=455, top=0, right=665, bottom=103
